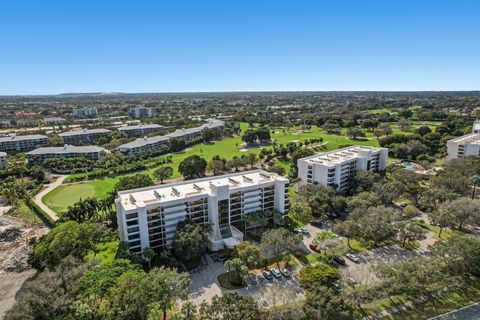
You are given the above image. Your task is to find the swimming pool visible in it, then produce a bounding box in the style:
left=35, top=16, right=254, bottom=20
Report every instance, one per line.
left=402, top=163, right=414, bottom=169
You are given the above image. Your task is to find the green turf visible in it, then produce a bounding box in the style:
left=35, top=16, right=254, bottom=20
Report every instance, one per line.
left=43, top=179, right=117, bottom=214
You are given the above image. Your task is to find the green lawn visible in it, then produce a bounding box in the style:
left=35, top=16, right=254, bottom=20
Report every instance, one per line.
left=43, top=179, right=117, bottom=213
left=41, top=122, right=402, bottom=214
left=86, top=240, right=120, bottom=265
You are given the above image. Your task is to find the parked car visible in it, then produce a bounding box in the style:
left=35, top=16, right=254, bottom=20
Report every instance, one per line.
left=311, top=220, right=323, bottom=227
left=333, top=282, right=343, bottom=292
left=300, top=227, right=309, bottom=235
left=346, top=253, right=359, bottom=263
left=309, top=243, right=320, bottom=252
left=280, top=268, right=291, bottom=278
left=333, top=256, right=346, bottom=265
left=270, top=268, right=282, bottom=278
left=294, top=228, right=302, bottom=234
left=262, top=270, right=273, bottom=280
left=347, top=277, right=358, bottom=286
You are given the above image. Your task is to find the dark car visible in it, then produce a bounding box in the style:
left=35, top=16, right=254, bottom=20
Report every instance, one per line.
left=333, top=256, right=346, bottom=265
left=311, top=220, right=323, bottom=228
left=262, top=270, right=273, bottom=280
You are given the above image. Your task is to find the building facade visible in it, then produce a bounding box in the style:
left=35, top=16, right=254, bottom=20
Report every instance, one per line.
left=129, top=107, right=154, bottom=118
left=0, top=134, right=48, bottom=153
left=59, top=128, right=111, bottom=145
left=0, top=152, right=7, bottom=169
left=118, top=124, right=164, bottom=137
left=115, top=170, right=290, bottom=253
left=43, top=117, right=66, bottom=125
left=27, top=145, right=106, bottom=163
left=118, top=135, right=170, bottom=156
left=297, top=146, right=388, bottom=192
left=446, top=133, right=480, bottom=162
left=73, top=108, right=98, bottom=117
left=473, top=120, right=480, bottom=134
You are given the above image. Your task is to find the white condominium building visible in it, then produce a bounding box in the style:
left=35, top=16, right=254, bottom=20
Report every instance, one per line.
left=73, top=107, right=98, bottom=117
left=59, top=128, right=111, bottom=145
left=446, top=133, right=480, bottom=162
left=0, top=152, right=7, bottom=169
left=27, top=145, right=106, bottom=164
left=297, top=146, right=388, bottom=191
left=118, top=135, right=170, bottom=156
left=473, top=120, right=480, bottom=134
left=129, top=107, right=154, bottom=118
left=118, top=123, right=165, bottom=137
left=0, top=134, right=48, bottom=153
left=115, top=170, right=290, bottom=253
left=165, top=127, right=204, bottom=143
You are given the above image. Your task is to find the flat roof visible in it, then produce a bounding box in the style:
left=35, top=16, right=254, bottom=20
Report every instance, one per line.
left=117, top=170, right=288, bottom=211
left=0, top=134, right=47, bottom=143
left=118, top=135, right=170, bottom=149
left=450, top=133, right=480, bottom=145
left=118, top=124, right=164, bottom=131
left=27, top=145, right=105, bottom=155
left=0, top=152, right=7, bottom=156
left=300, top=145, right=385, bottom=166
left=59, top=128, right=111, bottom=137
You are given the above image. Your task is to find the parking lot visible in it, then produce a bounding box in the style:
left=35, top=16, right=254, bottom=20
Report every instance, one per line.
left=187, top=254, right=304, bottom=306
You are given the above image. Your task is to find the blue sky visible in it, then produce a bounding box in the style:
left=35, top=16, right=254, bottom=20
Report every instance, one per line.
left=0, top=0, right=479, bottom=94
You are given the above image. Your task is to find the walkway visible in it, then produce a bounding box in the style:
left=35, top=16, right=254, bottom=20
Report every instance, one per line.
left=32, top=175, right=68, bottom=221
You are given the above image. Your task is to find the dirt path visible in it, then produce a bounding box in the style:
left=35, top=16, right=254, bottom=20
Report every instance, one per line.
left=32, top=175, right=68, bottom=221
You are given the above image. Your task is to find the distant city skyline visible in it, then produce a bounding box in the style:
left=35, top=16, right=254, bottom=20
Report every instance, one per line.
left=1, top=0, right=479, bottom=95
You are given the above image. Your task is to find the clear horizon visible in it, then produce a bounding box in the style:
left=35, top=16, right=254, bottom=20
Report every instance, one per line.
left=1, top=0, right=479, bottom=95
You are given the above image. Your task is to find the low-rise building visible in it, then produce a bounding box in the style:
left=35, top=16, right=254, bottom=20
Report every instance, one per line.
left=446, top=133, right=480, bottom=162
left=129, top=107, right=154, bottom=118
left=115, top=170, right=290, bottom=253
left=165, top=127, right=203, bottom=143
left=473, top=120, right=480, bottom=134
left=297, top=145, right=388, bottom=192
left=0, top=134, right=48, bottom=153
left=118, top=136, right=170, bottom=156
left=0, top=152, right=7, bottom=169
left=43, top=117, right=66, bottom=125
left=73, top=107, right=98, bottom=117
left=27, top=145, right=106, bottom=164
left=118, top=124, right=164, bottom=137
left=59, top=128, right=111, bottom=145
left=201, top=119, right=226, bottom=130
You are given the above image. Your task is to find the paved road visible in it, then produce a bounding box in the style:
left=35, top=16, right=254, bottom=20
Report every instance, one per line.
left=32, top=175, right=68, bottom=221
left=429, top=303, right=480, bottom=320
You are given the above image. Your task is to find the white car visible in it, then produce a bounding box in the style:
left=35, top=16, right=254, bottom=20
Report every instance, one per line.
left=346, top=253, right=359, bottom=263
left=270, top=268, right=282, bottom=278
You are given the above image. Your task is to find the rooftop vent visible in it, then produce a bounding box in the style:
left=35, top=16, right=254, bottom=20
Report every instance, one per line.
left=129, top=194, right=136, bottom=204
left=171, top=187, right=180, bottom=197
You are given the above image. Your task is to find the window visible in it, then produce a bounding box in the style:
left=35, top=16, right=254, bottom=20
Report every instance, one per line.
left=218, top=199, right=229, bottom=225
left=125, top=213, right=138, bottom=220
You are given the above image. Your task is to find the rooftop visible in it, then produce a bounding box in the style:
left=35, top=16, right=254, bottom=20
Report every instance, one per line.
left=450, top=133, right=480, bottom=145
left=27, top=145, right=105, bottom=155
left=118, top=124, right=164, bottom=131
left=118, top=135, right=170, bottom=149
left=0, top=152, right=7, bottom=156
left=165, top=127, right=203, bottom=138
left=0, top=134, right=47, bottom=143
left=59, top=128, right=111, bottom=136
left=300, top=145, right=385, bottom=166
left=117, top=170, right=287, bottom=211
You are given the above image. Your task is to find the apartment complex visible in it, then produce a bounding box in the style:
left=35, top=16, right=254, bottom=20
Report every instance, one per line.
left=446, top=133, right=480, bottom=162
left=27, top=145, right=106, bottom=163
left=129, top=107, right=154, bottom=118
left=118, top=123, right=164, bottom=137
left=297, top=146, right=388, bottom=191
left=118, top=136, right=170, bottom=156
left=0, top=152, right=7, bottom=169
left=473, top=120, right=480, bottom=134
left=59, top=128, right=111, bottom=145
left=43, top=117, right=66, bottom=125
left=0, top=134, right=48, bottom=153
left=73, top=107, right=98, bottom=117
left=165, top=127, right=203, bottom=143
left=115, top=170, right=290, bottom=253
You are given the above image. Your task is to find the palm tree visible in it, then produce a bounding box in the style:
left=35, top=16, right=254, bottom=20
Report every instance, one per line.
left=142, top=247, right=155, bottom=270
left=470, top=175, right=480, bottom=199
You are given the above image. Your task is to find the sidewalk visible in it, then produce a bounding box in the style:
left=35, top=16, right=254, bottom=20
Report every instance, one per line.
left=32, top=175, right=68, bottom=221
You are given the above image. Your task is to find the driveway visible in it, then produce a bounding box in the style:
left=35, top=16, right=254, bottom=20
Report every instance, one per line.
left=186, top=255, right=304, bottom=306
left=32, top=175, right=68, bottom=221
